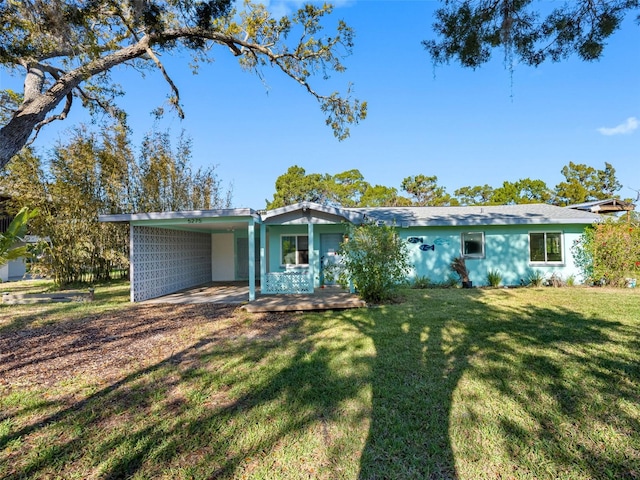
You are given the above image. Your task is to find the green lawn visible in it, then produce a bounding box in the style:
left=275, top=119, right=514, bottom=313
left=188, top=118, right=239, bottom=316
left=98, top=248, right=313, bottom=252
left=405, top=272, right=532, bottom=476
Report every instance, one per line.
left=1, top=282, right=639, bottom=479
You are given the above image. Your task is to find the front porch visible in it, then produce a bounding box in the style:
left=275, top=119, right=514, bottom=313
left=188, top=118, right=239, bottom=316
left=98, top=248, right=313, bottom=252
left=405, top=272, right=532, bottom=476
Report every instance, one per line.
left=140, top=282, right=365, bottom=311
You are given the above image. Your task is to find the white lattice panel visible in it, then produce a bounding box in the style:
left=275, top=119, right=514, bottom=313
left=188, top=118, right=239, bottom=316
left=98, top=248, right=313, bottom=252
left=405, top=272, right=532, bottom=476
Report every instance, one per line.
left=263, top=272, right=313, bottom=294
left=131, top=226, right=211, bottom=302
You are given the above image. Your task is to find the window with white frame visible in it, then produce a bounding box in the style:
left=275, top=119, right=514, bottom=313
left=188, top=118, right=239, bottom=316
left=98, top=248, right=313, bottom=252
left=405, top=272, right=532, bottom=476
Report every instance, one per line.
left=281, top=235, right=309, bottom=265
left=529, top=232, right=563, bottom=263
left=461, top=232, right=484, bottom=258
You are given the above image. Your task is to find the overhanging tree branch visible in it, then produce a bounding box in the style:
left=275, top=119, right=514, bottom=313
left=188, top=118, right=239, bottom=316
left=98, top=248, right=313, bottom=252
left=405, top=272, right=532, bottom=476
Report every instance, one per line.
left=0, top=1, right=366, bottom=169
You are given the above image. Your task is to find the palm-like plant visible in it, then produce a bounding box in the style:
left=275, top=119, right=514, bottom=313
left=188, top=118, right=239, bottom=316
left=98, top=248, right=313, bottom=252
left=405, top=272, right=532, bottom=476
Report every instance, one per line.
left=0, top=207, right=38, bottom=267
left=450, top=256, right=471, bottom=286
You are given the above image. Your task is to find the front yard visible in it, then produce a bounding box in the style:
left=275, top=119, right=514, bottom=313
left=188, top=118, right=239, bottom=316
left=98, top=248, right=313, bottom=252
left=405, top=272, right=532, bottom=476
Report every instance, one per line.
left=1, top=281, right=639, bottom=479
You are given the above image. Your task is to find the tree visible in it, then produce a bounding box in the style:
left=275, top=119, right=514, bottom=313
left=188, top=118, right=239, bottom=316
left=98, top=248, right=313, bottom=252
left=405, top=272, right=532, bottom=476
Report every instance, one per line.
left=401, top=174, right=456, bottom=206
left=490, top=178, right=552, bottom=205
left=340, top=222, right=411, bottom=303
left=1, top=123, right=230, bottom=285
left=454, top=184, right=494, bottom=205
left=425, top=0, right=639, bottom=68
left=359, top=185, right=412, bottom=207
left=328, top=169, right=369, bottom=207
left=0, top=1, right=367, bottom=168
left=266, top=165, right=330, bottom=209
left=135, top=129, right=230, bottom=212
left=0, top=206, right=38, bottom=268
left=555, top=161, right=622, bottom=205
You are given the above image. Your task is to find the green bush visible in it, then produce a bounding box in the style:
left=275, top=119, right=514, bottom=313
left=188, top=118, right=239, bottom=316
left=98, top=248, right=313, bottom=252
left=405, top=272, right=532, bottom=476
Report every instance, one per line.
left=527, top=270, right=545, bottom=287
left=486, top=269, right=502, bottom=287
left=412, top=275, right=432, bottom=289
left=341, top=223, right=411, bottom=303
left=573, top=219, right=640, bottom=286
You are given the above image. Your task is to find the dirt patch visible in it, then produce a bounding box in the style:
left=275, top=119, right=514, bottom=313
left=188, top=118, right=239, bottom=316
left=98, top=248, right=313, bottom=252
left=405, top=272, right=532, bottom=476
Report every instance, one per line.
left=0, top=304, right=299, bottom=391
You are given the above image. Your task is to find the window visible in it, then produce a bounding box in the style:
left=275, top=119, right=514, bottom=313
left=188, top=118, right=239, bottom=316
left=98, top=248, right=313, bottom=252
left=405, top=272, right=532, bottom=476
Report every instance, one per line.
left=281, top=235, right=309, bottom=265
left=461, top=232, right=484, bottom=258
left=529, top=232, right=563, bottom=263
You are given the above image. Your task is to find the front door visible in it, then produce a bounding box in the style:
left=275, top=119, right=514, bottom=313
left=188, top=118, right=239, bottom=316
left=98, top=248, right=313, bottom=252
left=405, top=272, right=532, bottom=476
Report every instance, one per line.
left=236, top=237, right=260, bottom=280
left=320, top=233, right=344, bottom=285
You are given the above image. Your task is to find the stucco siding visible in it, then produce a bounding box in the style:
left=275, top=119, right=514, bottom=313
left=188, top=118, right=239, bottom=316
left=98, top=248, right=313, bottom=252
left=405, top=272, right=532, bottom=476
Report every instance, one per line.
left=131, top=226, right=212, bottom=302
left=402, top=224, right=587, bottom=286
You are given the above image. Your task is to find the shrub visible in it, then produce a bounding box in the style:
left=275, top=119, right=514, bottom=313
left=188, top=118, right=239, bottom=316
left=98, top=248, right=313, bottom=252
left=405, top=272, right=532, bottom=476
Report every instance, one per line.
left=573, top=219, right=640, bottom=286
left=486, top=269, right=502, bottom=287
left=341, top=222, right=411, bottom=303
left=527, top=270, right=545, bottom=287
left=412, top=275, right=432, bottom=289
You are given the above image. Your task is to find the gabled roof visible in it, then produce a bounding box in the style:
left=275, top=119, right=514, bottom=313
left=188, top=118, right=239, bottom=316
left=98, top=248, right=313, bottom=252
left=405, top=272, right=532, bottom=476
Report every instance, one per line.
left=261, top=202, right=366, bottom=225
left=347, top=204, right=601, bottom=227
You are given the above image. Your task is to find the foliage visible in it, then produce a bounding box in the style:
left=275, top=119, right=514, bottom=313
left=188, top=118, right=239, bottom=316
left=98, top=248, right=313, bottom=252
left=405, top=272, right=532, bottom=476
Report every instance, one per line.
left=411, top=275, right=458, bottom=289
left=340, top=222, right=411, bottom=303
left=1, top=124, right=230, bottom=286
left=486, top=269, right=502, bottom=287
left=412, top=275, right=433, bottom=289
left=425, top=0, right=639, bottom=68
left=573, top=218, right=640, bottom=286
left=450, top=256, right=470, bottom=283
left=0, top=206, right=38, bottom=267
left=454, top=184, right=494, bottom=206
left=267, top=166, right=414, bottom=208
left=490, top=178, right=552, bottom=205
left=527, top=269, right=545, bottom=287
left=453, top=162, right=623, bottom=206
left=266, top=166, right=330, bottom=209
left=401, top=174, right=457, bottom=206
left=555, top=161, right=623, bottom=205
left=0, top=1, right=366, bottom=167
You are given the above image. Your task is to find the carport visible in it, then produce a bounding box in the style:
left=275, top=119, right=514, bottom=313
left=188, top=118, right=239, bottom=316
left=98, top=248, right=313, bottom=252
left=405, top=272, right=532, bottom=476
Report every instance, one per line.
left=100, top=209, right=261, bottom=302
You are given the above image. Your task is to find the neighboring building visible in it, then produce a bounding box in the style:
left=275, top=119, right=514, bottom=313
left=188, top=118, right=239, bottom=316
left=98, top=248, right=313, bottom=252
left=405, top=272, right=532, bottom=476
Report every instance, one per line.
left=0, top=194, right=27, bottom=282
left=100, top=202, right=605, bottom=302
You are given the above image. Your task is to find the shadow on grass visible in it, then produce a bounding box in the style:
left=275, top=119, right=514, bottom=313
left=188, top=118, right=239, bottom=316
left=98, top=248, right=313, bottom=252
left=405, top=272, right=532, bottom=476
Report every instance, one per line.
left=1, top=289, right=639, bottom=479
left=348, top=289, right=640, bottom=479
left=1, top=305, right=368, bottom=479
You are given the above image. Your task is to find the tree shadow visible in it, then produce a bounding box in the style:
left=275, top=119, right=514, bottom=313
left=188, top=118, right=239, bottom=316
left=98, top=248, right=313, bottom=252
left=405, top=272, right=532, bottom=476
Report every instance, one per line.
left=1, top=305, right=369, bottom=479
left=347, top=289, right=639, bottom=479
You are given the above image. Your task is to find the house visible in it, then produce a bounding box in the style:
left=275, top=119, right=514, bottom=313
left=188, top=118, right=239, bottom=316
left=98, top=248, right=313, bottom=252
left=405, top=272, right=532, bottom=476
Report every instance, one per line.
left=100, top=202, right=603, bottom=302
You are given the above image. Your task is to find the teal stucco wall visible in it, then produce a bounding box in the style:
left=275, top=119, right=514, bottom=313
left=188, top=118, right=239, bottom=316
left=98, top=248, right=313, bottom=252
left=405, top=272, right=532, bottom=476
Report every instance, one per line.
left=265, top=224, right=348, bottom=284
left=400, top=224, right=587, bottom=286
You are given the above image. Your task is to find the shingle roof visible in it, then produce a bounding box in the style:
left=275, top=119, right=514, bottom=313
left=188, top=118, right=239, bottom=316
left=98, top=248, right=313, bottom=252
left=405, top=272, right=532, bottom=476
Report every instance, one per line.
left=346, top=204, right=601, bottom=227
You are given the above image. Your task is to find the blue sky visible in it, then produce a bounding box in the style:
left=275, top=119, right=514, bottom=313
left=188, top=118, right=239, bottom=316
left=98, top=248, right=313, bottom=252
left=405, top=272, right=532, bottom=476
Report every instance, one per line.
left=2, top=0, right=638, bottom=208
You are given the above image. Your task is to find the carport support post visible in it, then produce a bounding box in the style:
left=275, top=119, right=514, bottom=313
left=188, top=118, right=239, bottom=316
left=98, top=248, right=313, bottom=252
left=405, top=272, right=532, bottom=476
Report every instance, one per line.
left=307, top=220, right=314, bottom=293
left=260, top=222, right=266, bottom=293
left=248, top=220, right=256, bottom=301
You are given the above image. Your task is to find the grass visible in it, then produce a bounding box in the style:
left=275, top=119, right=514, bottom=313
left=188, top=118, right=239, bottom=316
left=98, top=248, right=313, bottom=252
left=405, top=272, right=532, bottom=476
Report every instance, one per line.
left=1, top=281, right=639, bottom=479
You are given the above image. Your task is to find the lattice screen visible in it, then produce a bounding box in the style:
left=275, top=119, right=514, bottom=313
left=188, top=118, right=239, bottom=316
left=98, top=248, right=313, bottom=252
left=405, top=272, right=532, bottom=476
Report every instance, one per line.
left=263, top=272, right=313, bottom=294
left=131, top=226, right=212, bottom=302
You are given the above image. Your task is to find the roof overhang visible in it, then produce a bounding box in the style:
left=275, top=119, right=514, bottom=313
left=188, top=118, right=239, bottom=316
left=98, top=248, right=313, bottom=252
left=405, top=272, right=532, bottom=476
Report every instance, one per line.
left=99, top=208, right=260, bottom=233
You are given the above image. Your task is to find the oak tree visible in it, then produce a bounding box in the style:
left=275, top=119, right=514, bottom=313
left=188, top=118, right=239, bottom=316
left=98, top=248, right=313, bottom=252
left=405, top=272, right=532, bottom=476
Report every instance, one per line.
left=0, top=1, right=367, bottom=168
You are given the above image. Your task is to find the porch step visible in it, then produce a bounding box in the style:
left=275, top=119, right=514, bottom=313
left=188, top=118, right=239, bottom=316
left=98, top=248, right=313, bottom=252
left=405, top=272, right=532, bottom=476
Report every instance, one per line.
left=243, top=292, right=366, bottom=313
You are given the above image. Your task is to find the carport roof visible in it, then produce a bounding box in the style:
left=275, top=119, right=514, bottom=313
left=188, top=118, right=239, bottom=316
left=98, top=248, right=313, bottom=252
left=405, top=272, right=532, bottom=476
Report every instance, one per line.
left=99, top=208, right=261, bottom=233
left=100, top=208, right=259, bottom=222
